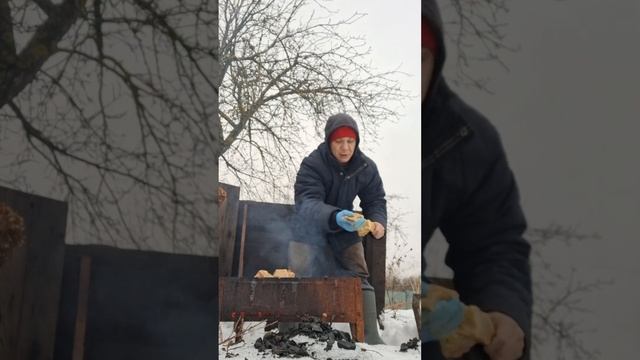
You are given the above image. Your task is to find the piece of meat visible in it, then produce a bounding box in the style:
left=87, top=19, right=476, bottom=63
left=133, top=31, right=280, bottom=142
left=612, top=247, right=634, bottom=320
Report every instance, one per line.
left=344, top=213, right=373, bottom=237
left=273, top=268, right=295, bottom=278
left=254, top=270, right=274, bottom=278
left=254, top=269, right=296, bottom=278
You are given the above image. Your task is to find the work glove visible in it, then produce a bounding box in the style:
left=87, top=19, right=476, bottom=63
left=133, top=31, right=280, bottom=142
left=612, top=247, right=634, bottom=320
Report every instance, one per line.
left=439, top=305, right=495, bottom=358
left=335, top=210, right=365, bottom=232
left=421, top=282, right=496, bottom=359
left=342, top=212, right=377, bottom=237
left=421, top=282, right=464, bottom=342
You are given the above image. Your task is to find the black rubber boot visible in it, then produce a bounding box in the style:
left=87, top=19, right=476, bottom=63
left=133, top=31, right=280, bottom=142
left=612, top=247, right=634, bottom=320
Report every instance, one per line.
left=363, top=288, right=385, bottom=344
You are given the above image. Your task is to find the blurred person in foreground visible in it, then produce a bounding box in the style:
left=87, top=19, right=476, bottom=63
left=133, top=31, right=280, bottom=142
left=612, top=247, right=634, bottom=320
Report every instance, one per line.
left=421, top=0, right=532, bottom=359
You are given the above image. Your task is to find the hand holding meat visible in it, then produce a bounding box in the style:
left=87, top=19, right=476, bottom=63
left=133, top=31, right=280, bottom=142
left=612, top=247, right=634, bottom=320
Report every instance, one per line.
left=483, top=312, right=524, bottom=360
left=336, top=210, right=365, bottom=232
left=370, top=221, right=385, bottom=239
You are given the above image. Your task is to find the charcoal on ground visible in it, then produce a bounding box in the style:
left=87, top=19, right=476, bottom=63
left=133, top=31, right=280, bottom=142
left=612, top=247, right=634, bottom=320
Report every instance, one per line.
left=400, top=337, right=420, bottom=352
left=254, top=332, right=310, bottom=357
left=337, top=339, right=356, bottom=350
left=254, top=315, right=357, bottom=356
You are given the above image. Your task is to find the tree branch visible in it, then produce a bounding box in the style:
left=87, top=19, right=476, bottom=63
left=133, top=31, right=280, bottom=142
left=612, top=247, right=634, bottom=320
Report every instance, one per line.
left=0, top=0, right=86, bottom=108
left=0, top=0, right=17, bottom=69
left=32, top=0, right=57, bottom=16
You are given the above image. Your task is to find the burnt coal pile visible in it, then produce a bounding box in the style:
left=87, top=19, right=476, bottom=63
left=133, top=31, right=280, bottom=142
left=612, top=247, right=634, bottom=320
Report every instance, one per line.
left=254, top=315, right=357, bottom=357
left=254, top=333, right=310, bottom=357
left=399, top=337, right=419, bottom=352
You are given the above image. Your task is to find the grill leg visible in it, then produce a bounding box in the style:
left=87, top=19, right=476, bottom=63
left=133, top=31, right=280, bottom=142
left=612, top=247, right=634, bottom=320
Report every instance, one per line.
left=350, top=319, right=365, bottom=343
left=233, top=316, right=244, bottom=344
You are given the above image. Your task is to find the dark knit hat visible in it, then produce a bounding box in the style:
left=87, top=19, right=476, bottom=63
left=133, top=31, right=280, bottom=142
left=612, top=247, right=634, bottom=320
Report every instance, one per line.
left=325, top=113, right=360, bottom=146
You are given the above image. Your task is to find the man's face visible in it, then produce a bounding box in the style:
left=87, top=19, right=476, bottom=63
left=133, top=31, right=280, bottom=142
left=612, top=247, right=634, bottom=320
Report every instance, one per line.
left=330, top=137, right=356, bottom=165
left=422, top=48, right=435, bottom=101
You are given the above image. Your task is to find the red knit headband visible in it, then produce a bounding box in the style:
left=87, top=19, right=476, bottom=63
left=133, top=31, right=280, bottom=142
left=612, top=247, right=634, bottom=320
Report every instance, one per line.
left=329, top=126, right=357, bottom=143
left=422, top=18, right=437, bottom=55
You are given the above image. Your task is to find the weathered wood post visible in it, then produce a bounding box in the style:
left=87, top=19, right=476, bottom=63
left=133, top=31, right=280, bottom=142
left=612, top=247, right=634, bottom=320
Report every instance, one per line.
left=0, top=186, right=68, bottom=360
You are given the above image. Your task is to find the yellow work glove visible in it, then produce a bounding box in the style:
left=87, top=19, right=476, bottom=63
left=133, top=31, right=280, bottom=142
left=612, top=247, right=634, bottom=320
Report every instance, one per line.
left=421, top=283, right=464, bottom=341
left=422, top=283, right=459, bottom=310
left=344, top=213, right=374, bottom=237
left=422, top=282, right=496, bottom=359
left=439, top=304, right=496, bottom=359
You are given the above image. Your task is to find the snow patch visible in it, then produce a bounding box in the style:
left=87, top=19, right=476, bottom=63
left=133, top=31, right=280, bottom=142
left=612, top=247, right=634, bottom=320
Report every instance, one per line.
left=219, top=310, right=421, bottom=359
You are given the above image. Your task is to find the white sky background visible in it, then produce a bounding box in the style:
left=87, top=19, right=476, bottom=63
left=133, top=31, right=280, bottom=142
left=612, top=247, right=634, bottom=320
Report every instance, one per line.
left=303, top=0, right=422, bottom=277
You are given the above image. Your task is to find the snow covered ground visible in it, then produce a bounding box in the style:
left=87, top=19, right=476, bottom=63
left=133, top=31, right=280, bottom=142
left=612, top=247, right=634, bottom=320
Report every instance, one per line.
left=219, top=309, right=421, bottom=359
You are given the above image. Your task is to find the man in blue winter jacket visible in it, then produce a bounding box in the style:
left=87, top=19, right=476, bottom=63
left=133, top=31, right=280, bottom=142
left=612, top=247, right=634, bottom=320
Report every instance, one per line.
left=293, top=113, right=387, bottom=344
left=421, top=0, right=532, bottom=359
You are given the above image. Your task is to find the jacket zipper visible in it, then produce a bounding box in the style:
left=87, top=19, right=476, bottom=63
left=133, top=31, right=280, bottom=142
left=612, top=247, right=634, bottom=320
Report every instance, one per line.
left=424, top=126, right=470, bottom=167
left=344, top=162, right=368, bottom=180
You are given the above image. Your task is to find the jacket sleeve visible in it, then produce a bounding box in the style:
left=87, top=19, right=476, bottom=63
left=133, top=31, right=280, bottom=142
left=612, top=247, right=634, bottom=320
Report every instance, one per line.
left=294, top=157, right=340, bottom=233
left=440, top=125, right=532, bottom=351
left=359, top=162, right=387, bottom=227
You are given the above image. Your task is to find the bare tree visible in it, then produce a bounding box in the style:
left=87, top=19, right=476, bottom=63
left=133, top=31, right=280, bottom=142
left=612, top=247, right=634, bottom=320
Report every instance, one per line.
left=218, top=0, right=404, bottom=201
left=438, top=0, right=518, bottom=92
left=383, top=194, right=422, bottom=324
left=0, top=0, right=220, bottom=254
left=528, top=225, right=608, bottom=360
left=384, top=195, right=410, bottom=300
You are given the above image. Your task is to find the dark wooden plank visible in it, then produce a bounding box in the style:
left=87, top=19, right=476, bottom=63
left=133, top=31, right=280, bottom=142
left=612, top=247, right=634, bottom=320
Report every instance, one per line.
left=218, top=183, right=240, bottom=277
left=72, top=256, right=92, bottom=360
left=238, top=204, right=248, bottom=277
left=0, top=186, right=67, bottom=360
left=364, top=234, right=386, bottom=315
left=0, top=228, right=28, bottom=360
left=55, top=245, right=218, bottom=360
left=412, top=293, right=420, bottom=334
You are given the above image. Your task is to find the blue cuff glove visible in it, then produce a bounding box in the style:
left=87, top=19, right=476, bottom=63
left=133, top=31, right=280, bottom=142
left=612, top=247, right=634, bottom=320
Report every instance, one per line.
left=335, top=210, right=365, bottom=232
left=421, top=281, right=464, bottom=342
